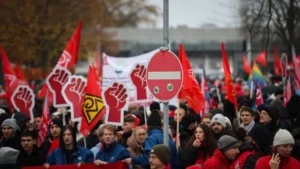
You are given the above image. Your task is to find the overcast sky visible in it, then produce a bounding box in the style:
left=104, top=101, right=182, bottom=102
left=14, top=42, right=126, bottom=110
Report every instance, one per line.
left=142, top=0, right=240, bottom=28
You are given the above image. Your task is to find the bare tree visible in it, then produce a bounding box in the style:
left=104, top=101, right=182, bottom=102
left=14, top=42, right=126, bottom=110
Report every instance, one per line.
left=240, top=0, right=300, bottom=60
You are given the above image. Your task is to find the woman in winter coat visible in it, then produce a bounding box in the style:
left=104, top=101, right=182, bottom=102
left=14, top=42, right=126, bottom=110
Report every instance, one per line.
left=184, top=124, right=217, bottom=169
left=127, top=126, right=148, bottom=169
left=255, top=129, right=300, bottom=169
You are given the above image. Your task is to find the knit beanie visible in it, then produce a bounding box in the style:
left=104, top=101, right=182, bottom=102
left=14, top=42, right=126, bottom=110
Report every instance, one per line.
left=150, top=144, right=170, bottom=166
left=1, top=118, right=20, bottom=132
left=49, top=118, right=63, bottom=129
left=147, top=110, right=162, bottom=127
left=150, top=102, right=160, bottom=111
left=248, top=124, right=272, bottom=150
left=0, top=147, right=20, bottom=164
left=218, top=135, right=239, bottom=152
left=259, top=105, right=280, bottom=124
left=273, top=129, right=295, bottom=147
left=211, top=114, right=226, bottom=128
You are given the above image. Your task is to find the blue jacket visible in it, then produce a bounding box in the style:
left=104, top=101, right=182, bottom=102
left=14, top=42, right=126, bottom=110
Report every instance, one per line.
left=47, top=146, right=94, bottom=165
left=95, top=141, right=130, bottom=163
left=131, top=128, right=178, bottom=169
left=90, top=143, right=101, bottom=158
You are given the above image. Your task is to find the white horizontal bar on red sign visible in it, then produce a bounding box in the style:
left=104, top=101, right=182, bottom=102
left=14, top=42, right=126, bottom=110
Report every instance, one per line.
left=148, top=71, right=181, bottom=80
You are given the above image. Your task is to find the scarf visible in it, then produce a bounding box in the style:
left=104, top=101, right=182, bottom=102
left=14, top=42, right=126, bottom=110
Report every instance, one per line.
left=241, top=121, right=255, bottom=133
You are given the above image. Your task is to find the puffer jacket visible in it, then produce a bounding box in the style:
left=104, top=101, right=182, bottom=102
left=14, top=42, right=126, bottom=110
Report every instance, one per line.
left=201, top=149, right=231, bottom=169
left=231, top=141, right=256, bottom=169
left=46, top=145, right=93, bottom=165
left=95, top=141, right=130, bottom=163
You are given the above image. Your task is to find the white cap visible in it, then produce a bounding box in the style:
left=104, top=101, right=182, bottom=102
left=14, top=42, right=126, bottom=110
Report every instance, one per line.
left=273, top=129, right=295, bottom=147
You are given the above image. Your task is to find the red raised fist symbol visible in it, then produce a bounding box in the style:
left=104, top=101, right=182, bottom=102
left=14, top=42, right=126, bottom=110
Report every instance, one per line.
left=62, top=76, right=86, bottom=120
left=47, top=67, right=71, bottom=107
left=130, top=64, right=147, bottom=100
left=104, top=83, right=128, bottom=124
left=11, top=85, right=34, bottom=119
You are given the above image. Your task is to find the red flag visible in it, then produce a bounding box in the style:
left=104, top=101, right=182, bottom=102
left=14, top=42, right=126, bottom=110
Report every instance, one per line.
left=178, top=44, right=205, bottom=114
left=256, top=85, right=264, bottom=107
left=38, top=90, right=49, bottom=146
left=221, top=43, right=238, bottom=108
left=255, top=50, right=267, bottom=67
left=292, top=46, right=300, bottom=90
left=284, top=76, right=292, bottom=106
left=39, top=21, right=83, bottom=98
left=14, top=63, right=28, bottom=85
left=0, top=45, right=18, bottom=106
left=274, top=46, right=281, bottom=75
left=81, top=66, right=106, bottom=137
left=243, top=56, right=252, bottom=74
left=47, top=138, right=59, bottom=156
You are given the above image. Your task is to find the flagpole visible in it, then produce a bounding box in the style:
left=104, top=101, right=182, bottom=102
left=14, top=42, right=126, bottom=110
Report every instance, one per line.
left=176, top=99, right=180, bottom=150
left=250, top=81, right=254, bottom=99
left=143, top=103, right=148, bottom=128
left=162, top=0, right=169, bottom=146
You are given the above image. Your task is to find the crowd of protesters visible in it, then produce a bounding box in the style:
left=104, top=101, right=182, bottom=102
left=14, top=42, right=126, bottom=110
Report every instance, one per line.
left=0, top=75, right=300, bottom=169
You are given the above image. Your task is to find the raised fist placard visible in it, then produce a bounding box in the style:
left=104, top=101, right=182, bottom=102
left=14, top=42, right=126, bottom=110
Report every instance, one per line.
left=103, top=82, right=129, bottom=125
left=62, top=75, right=86, bottom=121
left=130, top=64, right=148, bottom=102
left=46, top=66, right=71, bottom=107
left=11, top=85, right=35, bottom=121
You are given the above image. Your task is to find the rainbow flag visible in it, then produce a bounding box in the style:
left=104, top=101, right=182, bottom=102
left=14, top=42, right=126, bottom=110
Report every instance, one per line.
left=248, top=62, right=267, bottom=88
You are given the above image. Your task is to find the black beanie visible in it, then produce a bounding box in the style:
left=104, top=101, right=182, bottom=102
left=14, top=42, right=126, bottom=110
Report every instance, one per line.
left=181, top=113, right=197, bottom=128
left=150, top=102, right=160, bottom=111
left=248, top=124, right=272, bottom=150
left=259, top=105, right=279, bottom=125
left=147, top=110, right=162, bottom=127
left=49, top=118, right=63, bottom=129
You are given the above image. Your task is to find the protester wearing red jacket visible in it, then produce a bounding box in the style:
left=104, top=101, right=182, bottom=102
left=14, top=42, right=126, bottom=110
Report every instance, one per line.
left=255, top=129, right=300, bottom=169
left=184, top=124, right=217, bottom=169
left=201, top=135, right=240, bottom=169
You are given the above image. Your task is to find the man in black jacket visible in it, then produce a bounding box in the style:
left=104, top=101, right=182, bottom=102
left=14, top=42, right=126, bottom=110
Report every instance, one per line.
left=17, top=130, right=46, bottom=167
left=179, top=113, right=198, bottom=149
left=40, top=118, right=62, bottom=156
left=118, top=115, right=135, bottom=147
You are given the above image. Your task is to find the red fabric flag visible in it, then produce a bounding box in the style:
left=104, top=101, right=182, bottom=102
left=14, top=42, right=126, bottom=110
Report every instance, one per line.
left=255, top=50, right=267, bottom=67
left=284, top=76, right=292, bottom=106
left=47, top=138, right=59, bottom=156
left=178, top=44, right=205, bottom=115
left=243, top=56, right=252, bottom=74
left=14, top=63, right=29, bottom=85
left=81, top=66, right=106, bottom=137
left=22, top=162, right=128, bottom=169
left=38, top=90, right=49, bottom=146
left=39, top=21, right=83, bottom=98
left=292, top=46, right=300, bottom=90
left=256, top=85, right=264, bottom=107
left=273, top=46, right=282, bottom=75
left=221, top=43, right=238, bottom=109
left=0, top=45, right=18, bottom=106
